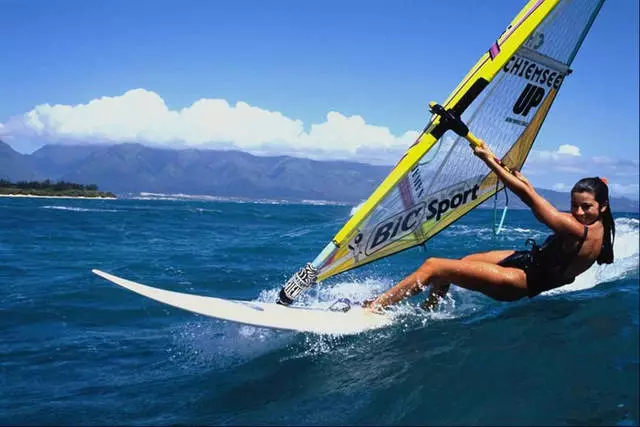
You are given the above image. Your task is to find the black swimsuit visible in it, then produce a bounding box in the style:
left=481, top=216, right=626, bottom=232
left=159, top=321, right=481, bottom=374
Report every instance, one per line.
left=498, top=226, right=589, bottom=297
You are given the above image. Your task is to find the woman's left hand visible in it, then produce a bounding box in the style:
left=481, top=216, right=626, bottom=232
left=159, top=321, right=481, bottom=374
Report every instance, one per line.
left=471, top=141, right=495, bottom=161
left=513, top=170, right=532, bottom=188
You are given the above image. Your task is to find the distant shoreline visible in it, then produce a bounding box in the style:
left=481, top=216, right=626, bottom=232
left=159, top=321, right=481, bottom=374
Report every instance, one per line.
left=0, top=194, right=117, bottom=200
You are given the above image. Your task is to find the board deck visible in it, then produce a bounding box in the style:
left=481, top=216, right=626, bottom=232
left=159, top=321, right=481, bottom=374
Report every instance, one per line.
left=92, top=270, right=391, bottom=335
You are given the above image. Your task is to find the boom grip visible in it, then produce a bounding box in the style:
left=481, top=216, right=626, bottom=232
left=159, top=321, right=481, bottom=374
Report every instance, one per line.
left=466, top=132, right=483, bottom=147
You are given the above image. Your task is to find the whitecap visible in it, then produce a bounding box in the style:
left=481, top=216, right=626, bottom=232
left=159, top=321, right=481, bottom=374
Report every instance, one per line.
left=40, top=205, right=118, bottom=213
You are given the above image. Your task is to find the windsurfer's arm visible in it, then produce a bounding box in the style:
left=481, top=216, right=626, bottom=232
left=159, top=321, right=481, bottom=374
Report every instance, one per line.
left=472, top=142, right=584, bottom=237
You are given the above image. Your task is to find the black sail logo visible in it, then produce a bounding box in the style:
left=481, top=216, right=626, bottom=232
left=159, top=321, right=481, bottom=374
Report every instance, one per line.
left=504, top=53, right=566, bottom=118
left=513, top=83, right=545, bottom=116
left=365, top=182, right=481, bottom=256
left=366, top=203, right=425, bottom=255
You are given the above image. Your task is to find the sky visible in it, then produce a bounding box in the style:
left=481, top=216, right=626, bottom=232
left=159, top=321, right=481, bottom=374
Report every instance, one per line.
left=1, top=0, right=638, bottom=199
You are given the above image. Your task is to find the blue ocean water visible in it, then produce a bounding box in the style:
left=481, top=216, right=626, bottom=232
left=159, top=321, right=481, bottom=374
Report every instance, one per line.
left=1, top=195, right=638, bottom=426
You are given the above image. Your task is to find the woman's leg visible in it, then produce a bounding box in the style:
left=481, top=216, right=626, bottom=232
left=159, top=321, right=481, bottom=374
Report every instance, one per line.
left=421, top=250, right=516, bottom=310
left=460, top=250, right=518, bottom=264
left=371, top=253, right=528, bottom=309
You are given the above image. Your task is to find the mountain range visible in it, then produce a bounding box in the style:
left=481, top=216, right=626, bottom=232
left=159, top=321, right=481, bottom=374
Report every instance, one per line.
left=1, top=140, right=638, bottom=212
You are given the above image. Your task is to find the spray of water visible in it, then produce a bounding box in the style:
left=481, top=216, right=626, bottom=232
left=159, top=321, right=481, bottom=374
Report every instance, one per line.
left=546, top=217, right=639, bottom=295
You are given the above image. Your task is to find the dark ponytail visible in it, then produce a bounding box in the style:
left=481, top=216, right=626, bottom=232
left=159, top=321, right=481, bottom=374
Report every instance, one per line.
left=571, top=177, right=615, bottom=264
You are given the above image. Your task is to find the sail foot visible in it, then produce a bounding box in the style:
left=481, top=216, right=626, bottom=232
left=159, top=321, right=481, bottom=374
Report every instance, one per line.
left=276, top=263, right=319, bottom=306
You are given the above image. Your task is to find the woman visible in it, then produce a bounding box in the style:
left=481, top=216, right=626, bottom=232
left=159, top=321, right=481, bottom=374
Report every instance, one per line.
left=364, top=141, right=615, bottom=311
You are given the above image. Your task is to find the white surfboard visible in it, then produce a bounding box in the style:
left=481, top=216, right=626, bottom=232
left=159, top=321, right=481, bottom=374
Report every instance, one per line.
left=92, top=269, right=391, bottom=335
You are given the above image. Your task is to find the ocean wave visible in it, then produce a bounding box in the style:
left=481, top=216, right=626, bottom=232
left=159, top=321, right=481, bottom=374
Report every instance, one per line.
left=254, top=275, right=475, bottom=342
left=134, top=192, right=249, bottom=203
left=437, top=225, right=546, bottom=243
left=504, top=226, right=539, bottom=234
left=192, top=208, right=223, bottom=214
left=169, top=319, right=293, bottom=372
left=616, top=217, right=639, bottom=230
left=300, top=199, right=349, bottom=206
left=40, top=205, right=119, bottom=213
left=349, top=201, right=366, bottom=216
left=132, top=196, right=181, bottom=201
left=545, top=218, right=639, bottom=296
left=281, top=227, right=315, bottom=238
left=257, top=215, right=640, bottom=335
left=439, top=225, right=492, bottom=237
left=133, top=192, right=347, bottom=206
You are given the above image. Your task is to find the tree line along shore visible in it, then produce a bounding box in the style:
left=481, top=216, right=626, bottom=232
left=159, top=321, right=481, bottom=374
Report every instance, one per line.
left=0, top=179, right=116, bottom=198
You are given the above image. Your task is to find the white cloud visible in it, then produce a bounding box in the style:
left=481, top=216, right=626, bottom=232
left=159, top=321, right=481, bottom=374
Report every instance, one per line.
left=556, top=165, right=585, bottom=173
left=525, top=145, right=585, bottom=176
left=609, top=183, right=640, bottom=199
left=526, top=144, right=638, bottom=179
left=557, top=144, right=581, bottom=156
left=520, top=143, right=638, bottom=200
left=553, top=182, right=639, bottom=199
left=1, top=89, right=637, bottom=198
left=592, top=155, right=614, bottom=164
left=531, top=144, right=582, bottom=161
left=0, top=88, right=419, bottom=163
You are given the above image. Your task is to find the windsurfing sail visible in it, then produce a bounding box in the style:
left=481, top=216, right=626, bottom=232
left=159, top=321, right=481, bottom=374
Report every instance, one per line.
left=277, top=0, right=605, bottom=305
